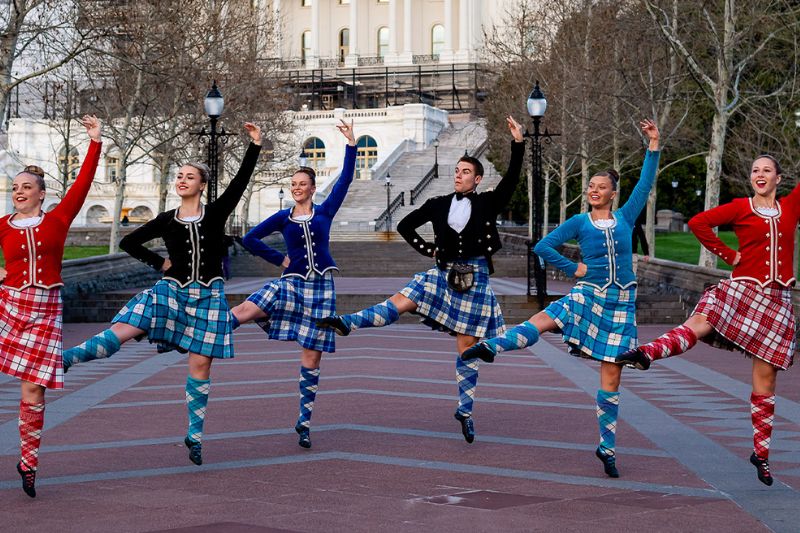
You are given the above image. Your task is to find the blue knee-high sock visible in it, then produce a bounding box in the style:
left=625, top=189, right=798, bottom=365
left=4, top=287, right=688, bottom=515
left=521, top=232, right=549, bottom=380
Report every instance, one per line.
left=596, top=389, right=620, bottom=455
left=456, top=357, right=480, bottom=417
left=296, top=367, right=321, bottom=430
left=63, top=329, right=121, bottom=370
left=230, top=313, right=240, bottom=330
left=340, top=299, right=400, bottom=331
left=484, top=321, right=539, bottom=354
left=186, top=376, right=211, bottom=443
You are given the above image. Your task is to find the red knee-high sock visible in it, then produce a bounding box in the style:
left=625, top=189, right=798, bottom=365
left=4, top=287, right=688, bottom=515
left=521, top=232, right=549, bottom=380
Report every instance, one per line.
left=639, top=324, right=698, bottom=361
left=19, top=401, right=45, bottom=471
left=751, top=393, right=775, bottom=460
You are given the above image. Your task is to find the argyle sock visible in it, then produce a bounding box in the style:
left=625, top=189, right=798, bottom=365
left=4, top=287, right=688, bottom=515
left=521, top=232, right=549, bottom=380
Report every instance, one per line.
left=483, top=320, right=540, bottom=354
left=340, top=299, right=400, bottom=331
left=296, top=367, right=321, bottom=430
left=63, top=329, right=121, bottom=370
left=751, top=393, right=776, bottom=459
left=455, top=357, right=480, bottom=417
left=638, top=324, right=697, bottom=361
left=185, top=376, right=211, bottom=443
left=19, top=401, right=45, bottom=471
left=596, top=390, right=620, bottom=456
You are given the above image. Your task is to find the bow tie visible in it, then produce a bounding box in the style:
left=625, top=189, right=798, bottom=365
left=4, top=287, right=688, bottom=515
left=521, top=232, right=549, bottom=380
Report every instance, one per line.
left=455, top=191, right=476, bottom=201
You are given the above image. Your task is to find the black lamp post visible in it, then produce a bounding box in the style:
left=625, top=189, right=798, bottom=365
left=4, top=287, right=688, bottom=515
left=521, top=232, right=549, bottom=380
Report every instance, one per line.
left=433, top=138, right=439, bottom=179
left=385, top=172, right=393, bottom=231
left=194, top=81, right=236, bottom=203
left=671, top=178, right=679, bottom=214
left=279, top=187, right=285, bottom=210
left=525, top=80, right=559, bottom=307
left=299, top=146, right=309, bottom=168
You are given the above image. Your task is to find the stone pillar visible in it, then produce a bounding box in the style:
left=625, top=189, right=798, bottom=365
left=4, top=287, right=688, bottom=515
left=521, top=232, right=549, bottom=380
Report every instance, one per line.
left=398, top=0, right=414, bottom=65
left=385, top=0, right=400, bottom=65
left=308, top=0, right=320, bottom=68
left=439, top=0, right=455, bottom=63
left=345, top=0, right=360, bottom=67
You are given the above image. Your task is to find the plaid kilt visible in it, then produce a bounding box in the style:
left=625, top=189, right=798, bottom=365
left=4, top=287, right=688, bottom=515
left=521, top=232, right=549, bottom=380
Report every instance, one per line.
left=113, top=279, right=234, bottom=358
left=694, top=279, right=796, bottom=370
left=246, top=272, right=336, bottom=353
left=545, top=283, right=637, bottom=362
left=0, top=286, right=63, bottom=389
left=399, top=257, right=504, bottom=339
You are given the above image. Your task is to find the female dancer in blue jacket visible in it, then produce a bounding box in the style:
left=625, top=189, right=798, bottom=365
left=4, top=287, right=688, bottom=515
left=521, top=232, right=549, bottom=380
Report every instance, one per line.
left=230, top=120, right=356, bottom=449
left=462, top=120, right=660, bottom=478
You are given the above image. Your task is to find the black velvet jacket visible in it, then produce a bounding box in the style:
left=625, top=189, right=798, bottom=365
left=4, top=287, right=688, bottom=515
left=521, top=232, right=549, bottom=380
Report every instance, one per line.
left=120, top=142, right=261, bottom=287
left=397, top=141, right=524, bottom=273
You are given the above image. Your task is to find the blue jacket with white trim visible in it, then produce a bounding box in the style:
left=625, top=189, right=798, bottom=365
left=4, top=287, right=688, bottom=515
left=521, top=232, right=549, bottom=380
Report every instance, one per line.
left=242, top=144, right=356, bottom=279
left=533, top=150, right=660, bottom=290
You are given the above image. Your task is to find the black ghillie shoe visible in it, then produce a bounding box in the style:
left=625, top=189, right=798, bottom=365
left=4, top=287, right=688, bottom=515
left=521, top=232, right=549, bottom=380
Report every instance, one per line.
left=461, top=341, right=496, bottom=363
left=295, top=424, right=312, bottom=449
left=616, top=348, right=651, bottom=370
left=184, top=437, right=203, bottom=466
left=595, top=447, right=620, bottom=478
left=750, top=452, right=773, bottom=486
left=16, top=461, right=36, bottom=498
left=315, top=316, right=350, bottom=337
left=454, top=412, right=475, bottom=443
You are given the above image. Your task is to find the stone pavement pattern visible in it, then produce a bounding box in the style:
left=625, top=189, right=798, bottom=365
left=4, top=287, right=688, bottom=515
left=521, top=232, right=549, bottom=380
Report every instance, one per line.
left=0, top=322, right=799, bottom=532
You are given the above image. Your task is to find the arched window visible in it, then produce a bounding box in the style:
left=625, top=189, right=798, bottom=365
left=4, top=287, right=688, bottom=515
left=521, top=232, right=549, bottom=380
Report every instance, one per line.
left=59, top=146, right=80, bottom=181
left=339, top=28, right=350, bottom=63
left=86, top=205, right=109, bottom=225
left=303, top=137, right=326, bottom=168
left=130, top=205, right=154, bottom=222
left=356, top=135, right=378, bottom=170
left=377, top=27, right=389, bottom=58
left=431, top=24, right=445, bottom=56
left=301, top=30, right=311, bottom=65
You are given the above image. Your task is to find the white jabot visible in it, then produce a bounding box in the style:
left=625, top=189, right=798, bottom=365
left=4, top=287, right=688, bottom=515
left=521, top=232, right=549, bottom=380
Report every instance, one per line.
left=593, top=218, right=615, bottom=228
left=10, top=216, right=42, bottom=228
left=179, top=214, right=201, bottom=222
left=448, top=195, right=472, bottom=233
left=756, top=206, right=779, bottom=217
left=293, top=214, right=312, bottom=221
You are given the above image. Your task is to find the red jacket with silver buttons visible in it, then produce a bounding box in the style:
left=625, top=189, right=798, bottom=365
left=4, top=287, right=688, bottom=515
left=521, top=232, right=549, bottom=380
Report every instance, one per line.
left=687, top=185, right=800, bottom=287
left=0, top=140, right=101, bottom=289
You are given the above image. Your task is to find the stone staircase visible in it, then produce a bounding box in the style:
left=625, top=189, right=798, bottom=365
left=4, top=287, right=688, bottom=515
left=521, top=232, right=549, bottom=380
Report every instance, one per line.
left=333, top=116, right=502, bottom=231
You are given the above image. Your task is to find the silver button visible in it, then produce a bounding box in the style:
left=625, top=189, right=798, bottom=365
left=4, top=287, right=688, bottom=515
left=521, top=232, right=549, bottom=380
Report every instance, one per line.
left=413, top=238, right=418, bottom=243
left=488, top=247, right=492, bottom=251
left=486, top=234, right=491, bottom=238
left=37, top=255, right=41, bottom=260
left=23, top=259, right=27, bottom=263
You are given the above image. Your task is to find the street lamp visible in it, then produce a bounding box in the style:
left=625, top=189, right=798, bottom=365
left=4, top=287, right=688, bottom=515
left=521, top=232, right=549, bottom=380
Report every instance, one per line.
left=385, top=172, right=393, bottom=231
left=299, top=146, right=309, bottom=168
left=194, top=81, right=236, bottom=203
left=433, top=138, right=440, bottom=179
left=525, top=80, right=559, bottom=307
left=671, top=179, right=679, bottom=212
left=279, top=187, right=285, bottom=210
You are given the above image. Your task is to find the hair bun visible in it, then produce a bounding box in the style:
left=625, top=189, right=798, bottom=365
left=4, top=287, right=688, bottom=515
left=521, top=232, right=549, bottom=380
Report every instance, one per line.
left=607, top=168, right=620, bottom=183
left=23, top=165, right=45, bottom=178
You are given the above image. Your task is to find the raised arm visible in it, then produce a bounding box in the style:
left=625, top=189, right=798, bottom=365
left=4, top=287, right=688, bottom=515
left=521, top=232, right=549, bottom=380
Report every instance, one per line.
left=53, top=115, right=102, bottom=222
left=397, top=199, right=436, bottom=257
left=320, top=119, right=357, bottom=216
left=532, top=215, right=582, bottom=277
left=687, top=200, right=741, bottom=266
left=119, top=212, right=169, bottom=271
left=619, top=119, right=660, bottom=224
left=489, top=116, right=526, bottom=209
left=213, top=123, right=262, bottom=217
left=241, top=210, right=288, bottom=267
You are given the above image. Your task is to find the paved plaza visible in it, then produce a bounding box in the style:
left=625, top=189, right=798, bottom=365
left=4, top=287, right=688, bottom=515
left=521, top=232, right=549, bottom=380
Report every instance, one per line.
left=1, top=315, right=799, bottom=531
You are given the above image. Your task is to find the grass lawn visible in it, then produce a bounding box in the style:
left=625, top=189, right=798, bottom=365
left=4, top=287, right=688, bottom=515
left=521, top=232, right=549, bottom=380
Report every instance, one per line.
left=654, top=231, right=738, bottom=270
left=0, top=246, right=110, bottom=263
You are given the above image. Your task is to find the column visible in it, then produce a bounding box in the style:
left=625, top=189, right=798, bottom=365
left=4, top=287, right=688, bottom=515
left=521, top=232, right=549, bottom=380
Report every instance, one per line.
left=345, top=0, right=360, bottom=67
left=308, top=0, right=320, bottom=68
left=439, top=0, right=455, bottom=63
left=455, top=0, right=471, bottom=63
left=385, top=0, right=400, bottom=65
left=398, top=0, right=414, bottom=64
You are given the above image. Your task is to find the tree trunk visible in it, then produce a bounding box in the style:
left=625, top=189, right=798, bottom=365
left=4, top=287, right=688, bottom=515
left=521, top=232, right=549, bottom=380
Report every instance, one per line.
left=543, top=170, right=550, bottom=236
left=698, top=108, right=728, bottom=267
left=108, top=164, right=127, bottom=254
left=240, top=179, right=256, bottom=233
left=157, top=150, right=171, bottom=213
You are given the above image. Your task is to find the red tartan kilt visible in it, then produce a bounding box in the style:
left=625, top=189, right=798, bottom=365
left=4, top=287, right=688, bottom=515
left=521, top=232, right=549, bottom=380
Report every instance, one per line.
left=693, top=279, right=796, bottom=370
left=0, top=286, right=63, bottom=388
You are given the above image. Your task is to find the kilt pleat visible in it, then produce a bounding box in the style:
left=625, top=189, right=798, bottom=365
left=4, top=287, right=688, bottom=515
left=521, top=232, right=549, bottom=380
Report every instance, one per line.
left=113, top=279, right=233, bottom=358
left=399, top=257, right=504, bottom=339
left=544, top=283, right=637, bottom=362
left=247, top=272, right=336, bottom=353
left=0, top=286, right=63, bottom=389
left=694, top=279, right=795, bottom=369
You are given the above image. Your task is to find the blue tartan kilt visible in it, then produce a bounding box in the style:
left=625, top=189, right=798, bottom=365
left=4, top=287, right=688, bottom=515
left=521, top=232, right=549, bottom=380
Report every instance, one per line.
left=246, top=272, right=336, bottom=353
left=399, top=257, right=504, bottom=339
left=112, top=279, right=234, bottom=358
left=544, top=283, right=637, bottom=363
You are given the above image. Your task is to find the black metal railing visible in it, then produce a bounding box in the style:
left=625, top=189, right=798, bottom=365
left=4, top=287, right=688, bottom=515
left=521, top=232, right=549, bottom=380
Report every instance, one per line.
left=410, top=165, right=436, bottom=205
left=374, top=191, right=405, bottom=231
